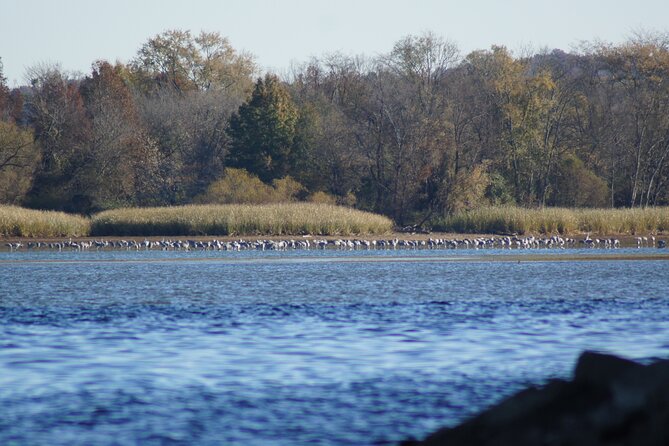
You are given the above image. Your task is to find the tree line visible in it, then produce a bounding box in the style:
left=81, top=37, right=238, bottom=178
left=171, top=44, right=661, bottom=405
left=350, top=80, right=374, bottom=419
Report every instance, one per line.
left=1, top=29, right=669, bottom=224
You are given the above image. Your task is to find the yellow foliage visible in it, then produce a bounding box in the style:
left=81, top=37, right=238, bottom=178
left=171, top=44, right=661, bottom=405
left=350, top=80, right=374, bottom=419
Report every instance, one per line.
left=447, top=164, right=491, bottom=214
left=195, top=168, right=305, bottom=204
left=308, top=191, right=338, bottom=205
left=272, top=176, right=305, bottom=202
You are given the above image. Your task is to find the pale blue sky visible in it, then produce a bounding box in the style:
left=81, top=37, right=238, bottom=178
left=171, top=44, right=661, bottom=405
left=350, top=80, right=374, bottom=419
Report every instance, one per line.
left=1, top=0, right=667, bottom=86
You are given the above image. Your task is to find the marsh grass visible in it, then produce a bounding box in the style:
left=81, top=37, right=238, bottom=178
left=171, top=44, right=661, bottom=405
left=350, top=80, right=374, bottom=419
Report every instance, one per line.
left=90, top=203, right=394, bottom=236
left=436, top=206, right=669, bottom=235
left=0, top=205, right=90, bottom=237
left=7, top=203, right=667, bottom=238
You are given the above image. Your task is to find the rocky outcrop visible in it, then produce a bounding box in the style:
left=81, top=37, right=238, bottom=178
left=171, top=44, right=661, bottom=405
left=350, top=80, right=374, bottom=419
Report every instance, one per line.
left=402, top=351, right=669, bottom=446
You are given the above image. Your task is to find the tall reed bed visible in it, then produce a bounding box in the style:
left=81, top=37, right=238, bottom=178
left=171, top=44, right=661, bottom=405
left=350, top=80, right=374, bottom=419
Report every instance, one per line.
left=90, top=203, right=393, bottom=236
left=437, top=206, right=669, bottom=235
left=0, top=205, right=90, bottom=237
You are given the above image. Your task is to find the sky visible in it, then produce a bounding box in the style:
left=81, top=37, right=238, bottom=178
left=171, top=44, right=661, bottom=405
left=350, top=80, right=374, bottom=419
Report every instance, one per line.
left=1, top=0, right=668, bottom=86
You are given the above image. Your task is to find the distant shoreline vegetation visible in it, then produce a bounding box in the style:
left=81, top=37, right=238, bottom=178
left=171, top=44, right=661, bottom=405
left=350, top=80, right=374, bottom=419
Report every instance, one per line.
left=0, top=205, right=89, bottom=237
left=434, top=206, right=669, bottom=235
left=1, top=203, right=393, bottom=237
left=89, top=203, right=393, bottom=237
left=2, top=204, right=669, bottom=238
left=3, top=30, right=669, bottom=226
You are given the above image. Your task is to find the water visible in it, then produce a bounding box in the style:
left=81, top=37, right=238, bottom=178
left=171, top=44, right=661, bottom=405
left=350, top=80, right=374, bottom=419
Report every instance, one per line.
left=1, top=248, right=668, bottom=445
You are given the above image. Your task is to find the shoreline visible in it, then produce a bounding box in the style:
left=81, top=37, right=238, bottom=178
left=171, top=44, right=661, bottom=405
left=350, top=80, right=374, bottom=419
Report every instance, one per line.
left=2, top=232, right=667, bottom=251
left=3, top=253, right=669, bottom=265
left=2, top=231, right=667, bottom=241
left=4, top=205, right=669, bottom=245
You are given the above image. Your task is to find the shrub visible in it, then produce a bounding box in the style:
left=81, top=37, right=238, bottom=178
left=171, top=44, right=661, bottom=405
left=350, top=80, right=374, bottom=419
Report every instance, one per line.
left=552, top=155, right=609, bottom=207
left=308, top=191, right=338, bottom=205
left=196, top=168, right=306, bottom=204
left=272, top=176, right=305, bottom=202
left=195, top=168, right=274, bottom=204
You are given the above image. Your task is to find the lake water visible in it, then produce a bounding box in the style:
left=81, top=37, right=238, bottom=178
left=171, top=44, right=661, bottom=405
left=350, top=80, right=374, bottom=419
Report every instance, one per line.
left=1, top=248, right=668, bottom=445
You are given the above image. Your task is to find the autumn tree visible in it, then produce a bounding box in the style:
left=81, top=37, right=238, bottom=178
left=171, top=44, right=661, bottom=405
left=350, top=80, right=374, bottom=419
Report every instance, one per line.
left=137, top=86, right=242, bottom=202
left=130, top=30, right=255, bottom=203
left=526, top=51, right=587, bottom=206
left=591, top=34, right=669, bottom=207
left=227, top=74, right=299, bottom=183
left=0, top=121, right=40, bottom=204
left=79, top=61, right=163, bottom=210
left=0, top=59, right=23, bottom=124
left=289, top=58, right=366, bottom=201
left=340, top=33, right=460, bottom=223
left=4, top=29, right=669, bottom=217
left=0, top=58, right=8, bottom=116
left=292, top=97, right=363, bottom=199
left=24, top=64, right=92, bottom=211
left=463, top=46, right=583, bottom=206
left=131, top=29, right=256, bottom=95
left=0, top=59, right=39, bottom=204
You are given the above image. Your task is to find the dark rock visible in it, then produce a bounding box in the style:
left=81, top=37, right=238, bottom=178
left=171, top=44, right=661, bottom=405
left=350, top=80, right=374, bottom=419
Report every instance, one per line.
left=402, top=351, right=669, bottom=446
left=573, top=350, right=643, bottom=388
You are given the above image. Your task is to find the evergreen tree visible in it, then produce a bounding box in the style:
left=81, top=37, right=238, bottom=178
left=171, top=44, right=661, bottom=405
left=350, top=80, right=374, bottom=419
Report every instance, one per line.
left=227, top=74, right=298, bottom=182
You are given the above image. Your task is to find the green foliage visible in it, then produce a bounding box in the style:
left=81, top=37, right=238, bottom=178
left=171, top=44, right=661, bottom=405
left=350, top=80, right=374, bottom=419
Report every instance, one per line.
left=485, top=172, right=515, bottom=205
left=552, top=155, right=609, bottom=208
left=227, top=74, right=299, bottom=182
left=90, top=203, right=393, bottom=236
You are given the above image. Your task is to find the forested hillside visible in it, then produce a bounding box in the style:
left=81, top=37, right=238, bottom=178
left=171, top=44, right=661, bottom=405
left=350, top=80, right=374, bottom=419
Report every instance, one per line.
left=1, top=30, right=669, bottom=224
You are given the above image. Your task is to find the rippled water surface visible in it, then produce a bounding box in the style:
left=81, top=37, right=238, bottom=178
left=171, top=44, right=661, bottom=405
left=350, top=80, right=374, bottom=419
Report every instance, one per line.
left=1, top=249, right=669, bottom=445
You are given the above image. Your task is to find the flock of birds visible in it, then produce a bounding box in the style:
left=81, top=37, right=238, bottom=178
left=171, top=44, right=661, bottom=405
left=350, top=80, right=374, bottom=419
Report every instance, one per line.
left=4, top=234, right=667, bottom=252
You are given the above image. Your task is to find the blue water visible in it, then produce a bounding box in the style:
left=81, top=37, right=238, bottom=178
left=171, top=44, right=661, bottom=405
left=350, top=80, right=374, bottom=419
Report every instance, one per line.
left=1, top=249, right=668, bottom=445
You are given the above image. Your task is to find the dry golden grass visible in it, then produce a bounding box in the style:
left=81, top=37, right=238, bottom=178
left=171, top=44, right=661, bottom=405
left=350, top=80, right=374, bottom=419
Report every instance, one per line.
left=438, top=206, right=669, bottom=235
left=7, top=203, right=666, bottom=239
left=0, top=205, right=90, bottom=237
left=90, top=203, right=394, bottom=236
